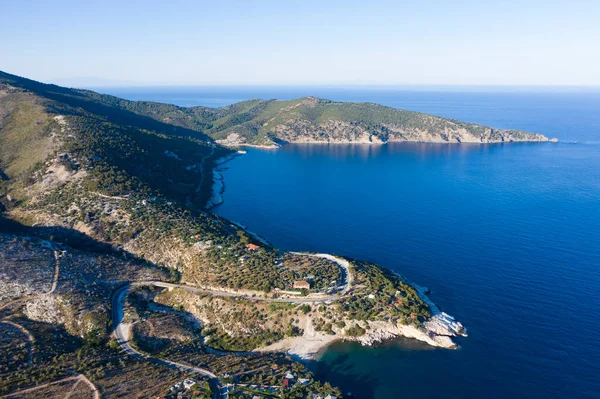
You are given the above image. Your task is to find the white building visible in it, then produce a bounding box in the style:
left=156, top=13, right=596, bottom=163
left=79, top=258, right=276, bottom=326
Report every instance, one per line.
left=183, top=378, right=197, bottom=390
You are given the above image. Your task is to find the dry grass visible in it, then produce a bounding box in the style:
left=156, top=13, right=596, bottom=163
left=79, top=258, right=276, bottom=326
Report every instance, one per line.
left=0, top=93, right=56, bottom=178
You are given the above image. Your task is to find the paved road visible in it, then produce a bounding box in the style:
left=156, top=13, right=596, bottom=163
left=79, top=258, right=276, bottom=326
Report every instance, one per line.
left=289, top=252, right=353, bottom=296
left=134, top=253, right=351, bottom=304
left=195, top=144, right=215, bottom=194
left=50, top=250, right=61, bottom=293
left=129, top=280, right=341, bottom=304
left=111, top=285, right=226, bottom=399
left=111, top=252, right=353, bottom=399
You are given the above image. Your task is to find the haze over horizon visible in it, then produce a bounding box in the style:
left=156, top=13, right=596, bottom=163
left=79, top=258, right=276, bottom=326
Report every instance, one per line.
left=2, top=0, right=600, bottom=87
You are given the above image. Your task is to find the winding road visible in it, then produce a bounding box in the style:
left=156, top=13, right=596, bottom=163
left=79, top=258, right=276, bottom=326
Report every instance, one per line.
left=289, top=252, right=353, bottom=296
left=111, top=253, right=352, bottom=399
left=117, top=253, right=351, bottom=305
left=195, top=144, right=215, bottom=195
left=111, top=285, right=226, bottom=399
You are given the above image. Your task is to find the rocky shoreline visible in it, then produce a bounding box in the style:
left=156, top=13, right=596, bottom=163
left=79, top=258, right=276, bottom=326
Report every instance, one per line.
left=350, top=284, right=467, bottom=351
left=255, top=285, right=466, bottom=360
left=208, top=148, right=467, bottom=360
left=205, top=151, right=245, bottom=209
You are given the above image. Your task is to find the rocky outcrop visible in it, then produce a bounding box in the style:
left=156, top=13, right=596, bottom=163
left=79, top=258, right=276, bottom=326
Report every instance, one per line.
left=24, top=294, right=66, bottom=325
left=273, top=120, right=387, bottom=144
left=270, top=119, right=549, bottom=145
left=347, top=282, right=467, bottom=350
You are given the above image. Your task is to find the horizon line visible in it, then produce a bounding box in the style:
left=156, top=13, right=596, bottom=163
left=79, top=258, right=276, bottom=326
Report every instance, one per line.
left=76, top=82, right=600, bottom=92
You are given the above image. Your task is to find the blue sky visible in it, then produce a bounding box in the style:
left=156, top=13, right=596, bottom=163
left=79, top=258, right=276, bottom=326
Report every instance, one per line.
left=2, top=0, right=599, bottom=86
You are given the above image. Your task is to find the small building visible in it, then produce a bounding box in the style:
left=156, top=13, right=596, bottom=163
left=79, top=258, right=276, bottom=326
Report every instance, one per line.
left=183, top=378, right=197, bottom=390
left=293, top=281, right=311, bottom=290
left=284, top=371, right=295, bottom=380
left=246, top=243, right=261, bottom=250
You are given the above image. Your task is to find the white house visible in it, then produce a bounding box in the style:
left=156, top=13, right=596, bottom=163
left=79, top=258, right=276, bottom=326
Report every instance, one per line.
left=284, top=371, right=295, bottom=380
left=183, top=378, right=196, bottom=390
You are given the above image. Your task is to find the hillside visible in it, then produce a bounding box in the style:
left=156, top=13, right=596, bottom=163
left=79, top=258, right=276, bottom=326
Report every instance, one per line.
left=0, top=71, right=549, bottom=148
left=60, top=87, right=550, bottom=147
left=0, top=71, right=465, bottom=398
left=207, top=97, right=550, bottom=147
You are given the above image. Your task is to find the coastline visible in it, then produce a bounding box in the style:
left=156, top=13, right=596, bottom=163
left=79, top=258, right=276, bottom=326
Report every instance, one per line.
left=253, top=282, right=467, bottom=361
left=207, top=146, right=467, bottom=361
left=218, top=135, right=555, bottom=150
left=215, top=136, right=559, bottom=159
left=205, top=150, right=246, bottom=209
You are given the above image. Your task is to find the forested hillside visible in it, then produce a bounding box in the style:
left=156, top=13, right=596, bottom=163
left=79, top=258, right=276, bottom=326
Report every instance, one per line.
left=54, top=85, right=548, bottom=147
left=0, top=71, right=469, bottom=399
left=1, top=71, right=548, bottom=148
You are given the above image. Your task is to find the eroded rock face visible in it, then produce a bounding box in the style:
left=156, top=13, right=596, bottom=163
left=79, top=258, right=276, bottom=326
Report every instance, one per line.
left=0, top=282, right=37, bottom=303
left=273, top=120, right=383, bottom=144
left=271, top=119, right=549, bottom=145
left=349, top=319, right=460, bottom=349
left=424, top=312, right=467, bottom=338
left=348, top=281, right=467, bottom=349
left=24, top=294, right=66, bottom=325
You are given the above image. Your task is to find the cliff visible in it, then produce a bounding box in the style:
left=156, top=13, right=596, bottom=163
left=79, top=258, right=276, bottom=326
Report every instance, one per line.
left=211, top=97, right=549, bottom=147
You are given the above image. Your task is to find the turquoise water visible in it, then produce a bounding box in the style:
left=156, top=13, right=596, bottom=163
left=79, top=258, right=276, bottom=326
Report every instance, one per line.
left=100, top=87, right=600, bottom=399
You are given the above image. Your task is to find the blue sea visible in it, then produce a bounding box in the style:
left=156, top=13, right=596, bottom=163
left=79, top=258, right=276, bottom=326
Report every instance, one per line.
left=97, top=86, right=600, bottom=399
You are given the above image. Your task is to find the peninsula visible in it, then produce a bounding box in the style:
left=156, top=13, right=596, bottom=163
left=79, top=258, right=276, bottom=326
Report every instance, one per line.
left=0, top=70, right=489, bottom=398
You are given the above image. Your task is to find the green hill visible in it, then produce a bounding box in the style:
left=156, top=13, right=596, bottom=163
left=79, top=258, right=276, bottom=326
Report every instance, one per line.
left=61, top=89, right=547, bottom=147
left=0, top=71, right=474, bottom=397
left=0, top=70, right=227, bottom=207
left=0, top=69, right=430, bottom=318
left=1, top=71, right=548, bottom=149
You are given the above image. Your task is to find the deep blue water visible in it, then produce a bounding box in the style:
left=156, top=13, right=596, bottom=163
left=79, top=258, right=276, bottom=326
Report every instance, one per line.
left=98, top=87, right=600, bottom=399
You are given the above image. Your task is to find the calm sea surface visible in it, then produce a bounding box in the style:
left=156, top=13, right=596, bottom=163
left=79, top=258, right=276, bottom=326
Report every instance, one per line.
left=98, top=86, right=600, bottom=399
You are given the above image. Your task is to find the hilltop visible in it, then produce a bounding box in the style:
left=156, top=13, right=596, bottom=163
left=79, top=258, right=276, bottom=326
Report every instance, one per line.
left=2, top=71, right=549, bottom=149
left=206, top=96, right=550, bottom=147
left=0, top=71, right=469, bottom=398
left=62, top=89, right=549, bottom=147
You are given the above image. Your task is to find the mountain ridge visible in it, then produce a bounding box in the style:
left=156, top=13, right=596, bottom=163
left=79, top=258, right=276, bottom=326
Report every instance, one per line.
left=93, top=93, right=552, bottom=147
left=1, top=70, right=551, bottom=149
